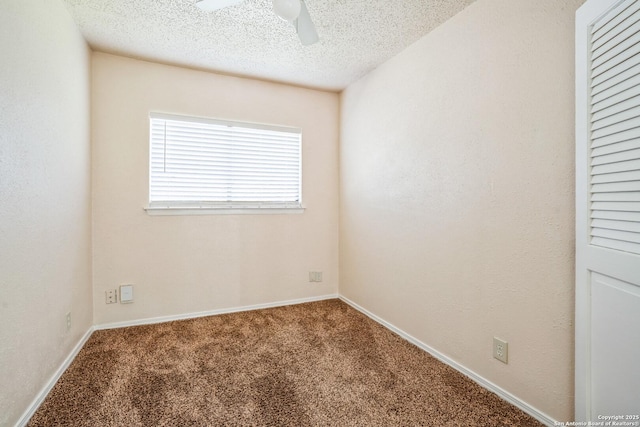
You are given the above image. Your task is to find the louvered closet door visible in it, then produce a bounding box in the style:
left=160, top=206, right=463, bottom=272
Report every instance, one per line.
left=576, top=0, right=640, bottom=421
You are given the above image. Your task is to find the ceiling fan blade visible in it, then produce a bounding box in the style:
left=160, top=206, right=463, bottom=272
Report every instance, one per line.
left=295, top=0, right=319, bottom=46
left=195, top=0, right=246, bottom=12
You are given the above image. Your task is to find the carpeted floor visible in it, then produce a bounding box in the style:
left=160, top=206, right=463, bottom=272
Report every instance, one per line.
left=29, top=299, right=543, bottom=426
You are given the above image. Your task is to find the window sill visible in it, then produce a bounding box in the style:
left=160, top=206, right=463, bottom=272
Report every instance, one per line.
left=144, top=205, right=305, bottom=216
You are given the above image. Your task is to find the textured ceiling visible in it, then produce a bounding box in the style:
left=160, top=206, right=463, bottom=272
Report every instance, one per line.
left=61, top=0, right=475, bottom=91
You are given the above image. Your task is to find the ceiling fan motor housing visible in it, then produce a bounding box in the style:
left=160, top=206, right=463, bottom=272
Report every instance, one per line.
left=273, top=0, right=301, bottom=21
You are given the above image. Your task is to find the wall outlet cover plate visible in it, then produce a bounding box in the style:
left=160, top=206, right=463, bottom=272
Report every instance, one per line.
left=120, top=284, right=134, bottom=303
left=493, top=337, right=508, bottom=364
left=106, top=289, right=117, bottom=304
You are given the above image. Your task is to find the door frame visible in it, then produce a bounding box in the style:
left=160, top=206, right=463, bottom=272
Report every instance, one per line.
left=575, top=0, right=640, bottom=421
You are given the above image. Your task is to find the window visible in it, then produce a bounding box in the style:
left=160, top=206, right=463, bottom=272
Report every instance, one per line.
left=147, top=113, right=302, bottom=214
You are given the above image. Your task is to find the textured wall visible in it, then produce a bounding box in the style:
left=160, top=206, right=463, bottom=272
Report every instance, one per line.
left=340, top=0, right=583, bottom=421
left=0, top=0, right=92, bottom=425
left=91, top=53, right=339, bottom=325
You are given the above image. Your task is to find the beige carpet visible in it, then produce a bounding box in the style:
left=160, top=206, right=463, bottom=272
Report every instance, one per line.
left=29, top=299, right=542, bottom=426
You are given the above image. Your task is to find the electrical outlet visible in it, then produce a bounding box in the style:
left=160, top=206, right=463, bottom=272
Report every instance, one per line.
left=65, top=312, right=71, bottom=332
left=309, top=271, right=323, bottom=282
left=105, top=289, right=117, bottom=304
left=493, top=337, right=508, bottom=364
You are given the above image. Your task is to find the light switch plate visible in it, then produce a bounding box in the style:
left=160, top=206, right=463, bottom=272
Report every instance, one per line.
left=120, top=284, right=134, bottom=303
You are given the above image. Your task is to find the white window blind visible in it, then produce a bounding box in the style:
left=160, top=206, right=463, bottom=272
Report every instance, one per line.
left=149, top=113, right=302, bottom=211
left=589, top=0, right=640, bottom=255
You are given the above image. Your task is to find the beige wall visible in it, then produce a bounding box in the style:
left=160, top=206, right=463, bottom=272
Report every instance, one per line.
left=1, top=0, right=581, bottom=423
left=340, top=0, right=582, bottom=421
left=0, top=0, right=92, bottom=425
left=91, top=53, right=339, bottom=325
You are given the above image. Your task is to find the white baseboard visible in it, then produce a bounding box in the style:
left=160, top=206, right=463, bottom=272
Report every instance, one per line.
left=94, top=293, right=339, bottom=330
left=339, top=295, right=558, bottom=427
left=16, top=327, right=94, bottom=427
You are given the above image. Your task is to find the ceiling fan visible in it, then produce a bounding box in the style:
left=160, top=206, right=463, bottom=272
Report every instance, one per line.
left=195, top=0, right=319, bottom=46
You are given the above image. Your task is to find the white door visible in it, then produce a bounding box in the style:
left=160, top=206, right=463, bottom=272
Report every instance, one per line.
left=576, top=0, right=640, bottom=421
